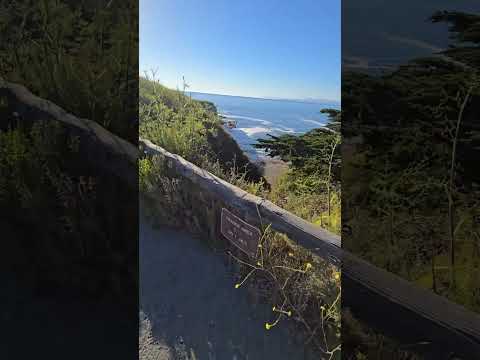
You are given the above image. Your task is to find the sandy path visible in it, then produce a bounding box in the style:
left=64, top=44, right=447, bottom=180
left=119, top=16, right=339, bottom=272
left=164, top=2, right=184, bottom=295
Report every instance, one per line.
left=139, top=213, right=317, bottom=360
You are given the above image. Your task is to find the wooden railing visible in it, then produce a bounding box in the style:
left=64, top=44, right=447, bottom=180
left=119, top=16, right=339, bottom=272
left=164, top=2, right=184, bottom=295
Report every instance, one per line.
left=140, top=138, right=480, bottom=360
left=0, top=77, right=138, bottom=189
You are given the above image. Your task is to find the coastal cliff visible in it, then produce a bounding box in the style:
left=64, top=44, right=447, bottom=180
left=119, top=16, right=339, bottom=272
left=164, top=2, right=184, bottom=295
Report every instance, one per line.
left=206, top=123, right=265, bottom=183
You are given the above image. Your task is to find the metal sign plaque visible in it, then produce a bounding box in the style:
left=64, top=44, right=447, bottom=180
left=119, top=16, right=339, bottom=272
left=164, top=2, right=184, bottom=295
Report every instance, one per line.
left=220, top=208, right=261, bottom=257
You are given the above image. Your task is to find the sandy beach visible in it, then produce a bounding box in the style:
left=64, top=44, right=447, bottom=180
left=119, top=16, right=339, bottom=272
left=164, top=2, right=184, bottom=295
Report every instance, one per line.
left=256, top=157, right=290, bottom=186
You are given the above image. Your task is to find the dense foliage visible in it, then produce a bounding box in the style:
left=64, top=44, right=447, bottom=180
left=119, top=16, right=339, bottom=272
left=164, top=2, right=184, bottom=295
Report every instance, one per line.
left=343, top=11, right=480, bottom=313
left=0, top=0, right=138, bottom=143
left=139, top=76, right=218, bottom=165
left=255, top=109, right=341, bottom=234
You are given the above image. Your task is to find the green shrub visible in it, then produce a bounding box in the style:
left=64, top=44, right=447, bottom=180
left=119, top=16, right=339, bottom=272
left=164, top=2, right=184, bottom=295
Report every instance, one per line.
left=0, top=0, right=138, bottom=143
left=139, top=77, right=218, bottom=163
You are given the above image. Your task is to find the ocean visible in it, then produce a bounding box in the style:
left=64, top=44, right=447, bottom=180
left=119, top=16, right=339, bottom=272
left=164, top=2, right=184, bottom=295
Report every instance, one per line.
left=190, top=92, right=340, bottom=160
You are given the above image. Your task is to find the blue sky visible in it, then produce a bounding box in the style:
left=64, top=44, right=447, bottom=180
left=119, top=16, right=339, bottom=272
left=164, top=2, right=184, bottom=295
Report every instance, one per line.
left=140, top=0, right=340, bottom=101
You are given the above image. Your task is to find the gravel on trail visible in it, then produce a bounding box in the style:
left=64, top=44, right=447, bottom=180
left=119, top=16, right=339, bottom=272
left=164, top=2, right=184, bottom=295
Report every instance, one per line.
left=140, top=213, right=318, bottom=360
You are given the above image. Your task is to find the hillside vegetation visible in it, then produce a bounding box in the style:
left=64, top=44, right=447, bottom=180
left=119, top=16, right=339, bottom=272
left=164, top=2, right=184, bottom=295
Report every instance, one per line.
left=255, top=109, right=341, bottom=234
left=0, top=0, right=138, bottom=143
left=139, top=76, right=264, bottom=189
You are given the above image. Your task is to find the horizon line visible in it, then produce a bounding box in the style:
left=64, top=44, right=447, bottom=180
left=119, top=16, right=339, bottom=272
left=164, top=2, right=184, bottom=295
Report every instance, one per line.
left=189, top=90, right=341, bottom=105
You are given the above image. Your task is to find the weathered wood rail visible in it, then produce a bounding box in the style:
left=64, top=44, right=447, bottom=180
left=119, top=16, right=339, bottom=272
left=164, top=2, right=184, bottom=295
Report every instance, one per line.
left=140, top=138, right=480, bottom=359
left=0, top=77, right=138, bottom=189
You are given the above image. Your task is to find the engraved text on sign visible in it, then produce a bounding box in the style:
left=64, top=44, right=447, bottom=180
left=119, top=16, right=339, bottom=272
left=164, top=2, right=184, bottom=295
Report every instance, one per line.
left=220, top=208, right=261, bottom=257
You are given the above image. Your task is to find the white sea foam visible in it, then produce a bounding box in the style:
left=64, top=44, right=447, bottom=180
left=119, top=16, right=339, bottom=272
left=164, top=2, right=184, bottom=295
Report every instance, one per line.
left=235, top=127, right=271, bottom=137
left=221, top=114, right=272, bottom=125
left=273, top=127, right=295, bottom=133
left=302, top=119, right=324, bottom=126
left=233, top=126, right=296, bottom=139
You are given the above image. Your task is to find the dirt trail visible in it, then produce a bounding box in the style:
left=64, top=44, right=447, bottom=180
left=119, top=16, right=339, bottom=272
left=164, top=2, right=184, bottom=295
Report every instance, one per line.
left=139, top=214, right=317, bottom=360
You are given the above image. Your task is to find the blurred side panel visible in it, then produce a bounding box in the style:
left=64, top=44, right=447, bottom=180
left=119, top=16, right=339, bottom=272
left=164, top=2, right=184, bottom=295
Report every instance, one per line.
left=342, top=1, right=480, bottom=359
left=0, top=1, right=139, bottom=359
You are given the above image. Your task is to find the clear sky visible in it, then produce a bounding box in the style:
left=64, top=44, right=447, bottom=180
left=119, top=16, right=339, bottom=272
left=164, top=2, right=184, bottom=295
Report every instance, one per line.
left=140, top=0, right=340, bottom=101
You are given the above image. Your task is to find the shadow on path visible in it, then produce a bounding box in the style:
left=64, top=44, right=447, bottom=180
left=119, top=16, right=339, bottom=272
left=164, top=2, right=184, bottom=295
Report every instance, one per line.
left=140, top=213, right=317, bottom=360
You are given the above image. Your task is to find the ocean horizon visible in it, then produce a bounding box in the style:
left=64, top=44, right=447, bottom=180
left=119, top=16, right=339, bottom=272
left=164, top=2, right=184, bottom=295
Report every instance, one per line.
left=190, top=91, right=340, bottom=160
left=190, top=91, right=340, bottom=106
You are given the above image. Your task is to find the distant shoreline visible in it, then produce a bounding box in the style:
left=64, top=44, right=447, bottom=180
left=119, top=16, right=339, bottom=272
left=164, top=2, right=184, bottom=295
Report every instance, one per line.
left=190, top=91, right=340, bottom=106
